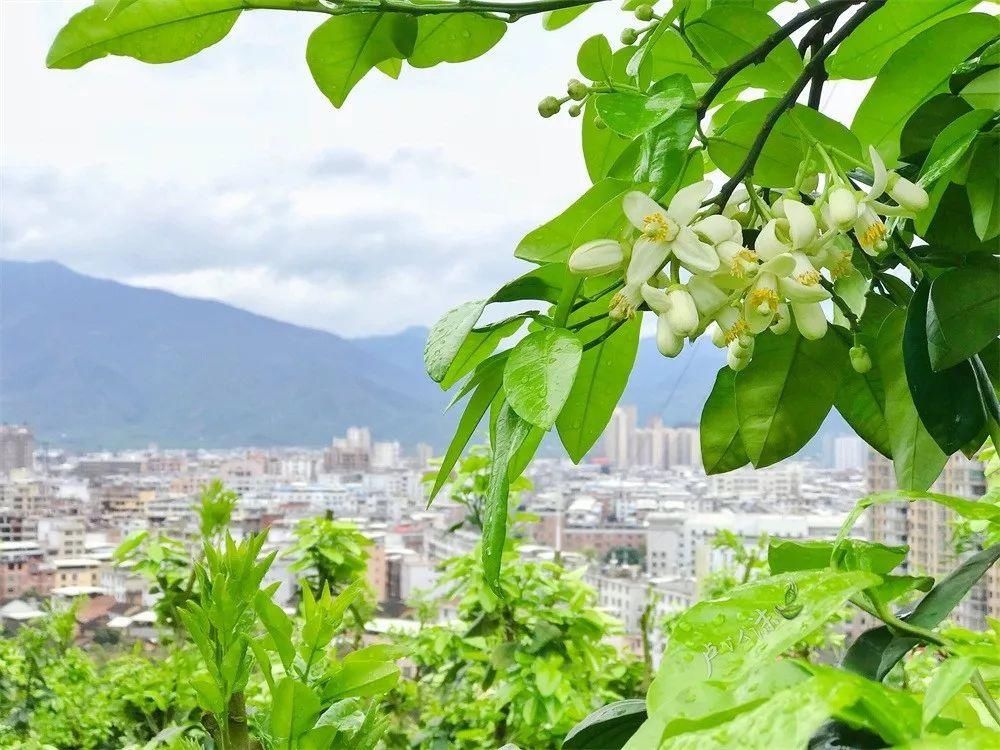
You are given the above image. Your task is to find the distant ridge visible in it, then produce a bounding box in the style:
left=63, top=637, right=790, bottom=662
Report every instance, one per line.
left=0, top=260, right=841, bottom=453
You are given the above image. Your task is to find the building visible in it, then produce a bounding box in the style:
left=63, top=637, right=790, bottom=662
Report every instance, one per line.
left=0, top=425, right=34, bottom=475
left=1, top=541, right=52, bottom=601
left=833, top=436, right=869, bottom=472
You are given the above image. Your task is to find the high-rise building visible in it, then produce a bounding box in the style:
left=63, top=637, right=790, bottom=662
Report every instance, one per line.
left=0, top=425, right=34, bottom=475
left=604, top=406, right=637, bottom=468
left=867, top=453, right=988, bottom=626
left=833, top=436, right=869, bottom=471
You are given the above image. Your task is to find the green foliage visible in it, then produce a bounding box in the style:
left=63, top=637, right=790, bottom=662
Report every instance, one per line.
left=384, top=541, right=644, bottom=749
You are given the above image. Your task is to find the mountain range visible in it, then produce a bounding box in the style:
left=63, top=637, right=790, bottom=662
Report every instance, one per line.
left=1, top=259, right=831, bottom=453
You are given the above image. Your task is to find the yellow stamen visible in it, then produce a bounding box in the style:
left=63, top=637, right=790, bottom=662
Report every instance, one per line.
left=859, top=221, right=886, bottom=249
left=749, top=288, right=779, bottom=312
left=609, top=291, right=636, bottom=320
left=643, top=213, right=677, bottom=243
left=796, top=270, right=821, bottom=286
left=723, top=317, right=749, bottom=344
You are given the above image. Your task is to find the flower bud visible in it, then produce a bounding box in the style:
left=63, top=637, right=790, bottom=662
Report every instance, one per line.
left=657, top=314, right=684, bottom=357
left=568, top=239, right=624, bottom=276
left=827, top=187, right=859, bottom=230
left=634, top=4, right=654, bottom=21
left=621, top=28, right=639, bottom=45
left=567, top=79, right=589, bottom=101
left=850, top=344, right=872, bottom=374
left=708, top=321, right=727, bottom=348
left=665, top=287, right=699, bottom=337
left=887, top=173, right=929, bottom=212
left=641, top=284, right=671, bottom=314
left=727, top=347, right=751, bottom=372
left=593, top=115, right=607, bottom=130
left=791, top=302, right=828, bottom=341
left=538, top=96, right=561, bottom=118
left=568, top=104, right=582, bottom=118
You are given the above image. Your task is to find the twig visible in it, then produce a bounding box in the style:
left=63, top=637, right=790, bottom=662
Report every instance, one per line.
left=582, top=319, right=626, bottom=350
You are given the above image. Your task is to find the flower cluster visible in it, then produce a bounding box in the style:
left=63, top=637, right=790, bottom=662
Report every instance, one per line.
left=568, top=147, right=929, bottom=371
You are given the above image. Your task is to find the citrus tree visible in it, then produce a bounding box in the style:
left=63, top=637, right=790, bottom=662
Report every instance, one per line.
left=44, top=0, right=1000, bottom=747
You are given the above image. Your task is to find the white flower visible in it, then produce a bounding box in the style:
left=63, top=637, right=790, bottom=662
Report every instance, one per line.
left=716, top=240, right=759, bottom=280
left=791, top=301, right=828, bottom=340
left=743, top=254, right=796, bottom=334
left=778, top=252, right=832, bottom=303
left=827, top=186, right=859, bottom=230
left=687, top=275, right=729, bottom=318
left=692, top=214, right=742, bottom=246
left=665, top=287, right=699, bottom=337
left=714, top=306, right=750, bottom=347
left=852, top=146, right=891, bottom=255
left=612, top=182, right=716, bottom=318
left=569, top=239, right=624, bottom=276
left=754, top=200, right=818, bottom=260
left=641, top=283, right=671, bottom=314
left=886, top=173, right=929, bottom=212
left=727, top=343, right=752, bottom=371
left=770, top=302, right=791, bottom=335
left=657, top=314, right=684, bottom=357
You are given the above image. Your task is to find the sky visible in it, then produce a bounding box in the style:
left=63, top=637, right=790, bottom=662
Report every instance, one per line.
left=1, top=1, right=875, bottom=337
left=1, top=1, right=633, bottom=336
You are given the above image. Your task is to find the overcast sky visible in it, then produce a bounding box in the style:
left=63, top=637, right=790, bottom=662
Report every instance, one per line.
left=1, top=1, right=636, bottom=336
left=0, top=1, right=879, bottom=337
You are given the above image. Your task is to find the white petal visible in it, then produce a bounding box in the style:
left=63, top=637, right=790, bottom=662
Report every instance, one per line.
left=671, top=227, right=720, bottom=273
left=568, top=239, right=624, bottom=276
left=657, top=314, right=684, bottom=357
left=754, top=219, right=790, bottom=260
left=625, top=236, right=671, bottom=286
left=888, top=175, right=929, bottom=212
left=666, top=180, right=713, bottom=226
left=784, top=200, right=817, bottom=250
left=641, top=284, right=671, bottom=314
left=623, top=191, right=666, bottom=231
left=687, top=275, right=728, bottom=317
left=759, top=253, right=795, bottom=278
left=692, top=215, right=740, bottom=245
left=867, top=145, right=888, bottom=200
left=828, top=187, right=859, bottom=230
left=792, top=302, right=828, bottom=340
left=666, top=288, right=699, bottom=336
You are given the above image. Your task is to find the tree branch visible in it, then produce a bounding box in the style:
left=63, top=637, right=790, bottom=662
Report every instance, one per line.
left=712, top=0, right=887, bottom=207
left=249, top=0, right=607, bottom=21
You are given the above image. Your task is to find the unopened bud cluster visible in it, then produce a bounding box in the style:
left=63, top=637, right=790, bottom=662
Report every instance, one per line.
left=568, top=146, right=930, bottom=371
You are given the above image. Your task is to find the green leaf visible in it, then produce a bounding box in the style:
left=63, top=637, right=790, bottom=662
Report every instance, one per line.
left=852, top=13, right=999, bottom=163
left=595, top=87, right=690, bottom=139
left=961, top=67, right=1000, bottom=110
left=684, top=6, right=802, bottom=92
left=709, top=102, right=861, bottom=188
left=967, top=134, right=1000, bottom=240
left=254, top=590, right=296, bottom=670
left=542, top=5, right=592, bottom=31
left=927, top=265, right=1000, bottom=371
left=439, top=317, right=523, bottom=391
left=900, top=94, right=973, bottom=161
left=503, top=328, right=582, bottom=429
left=827, top=0, right=980, bottom=80
left=47, top=0, right=242, bottom=69
left=490, top=263, right=565, bottom=305
left=734, top=330, right=847, bottom=469
left=424, top=299, right=486, bottom=383
left=700, top=367, right=750, bottom=475
left=408, top=14, right=505, bottom=68
left=556, top=300, right=640, bottom=463
left=270, top=678, right=322, bottom=743
left=876, top=309, right=948, bottom=491
left=326, top=661, right=399, bottom=700
left=767, top=539, right=907, bottom=576
left=646, top=569, right=880, bottom=729
left=922, top=657, right=976, bottom=728
left=582, top=99, right=634, bottom=183
left=482, top=402, right=532, bottom=595
left=515, top=179, right=633, bottom=264
left=903, top=281, right=987, bottom=454
left=894, top=727, right=1000, bottom=749
left=924, top=183, right=1000, bottom=256
left=113, top=530, right=148, bottom=561
left=636, top=27, right=713, bottom=86
left=563, top=699, right=647, bottom=750
left=307, top=13, right=417, bottom=108
left=428, top=356, right=504, bottom=502
left=843, top=543, right=1000, bottom=681
left=867, top=574, right=935, bottom=606
left=577, top=34, right=613, bottom=82
left=917, top=109, right=993, bottom=200
left=634, top=76, right=697, bottom=197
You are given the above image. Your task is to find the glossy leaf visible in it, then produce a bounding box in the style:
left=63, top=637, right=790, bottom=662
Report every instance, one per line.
left=634, top=76, right=697, bottom=197
left=700, top=367, right=750, bottom=475
left=582, top=99, right=634, bottom=183
left=503, top=328, right=582, bottom=429
left=563, top=699, right=647, bottom=750
left=270, top=678, right=322, bottom=743
left=922, top=657, right=976, bottom=728
left=961, top=67, right=1000, bottom=110
left=767, top=539, right=907, bottom=576
left=482, top=402, right=532, bottom=595
left=827, top=0, right=979, bottom=80
left=439, top=317, right=523, bottom=391
left=516, top=179, right=633, bottom=264
left=894, top=727, right=1000, bottom=749
left=646, top=569, right=879, bottom=729
left=424, top=299, right=486, bottom=383
left=967, top=134, right=1000, bottom=240
left=927, top=266, right=1000, bottom=371
left=577, top=34, right=614, bottom=82
left=408, top=15, right=505, bottom=68
left=307, top=14, right=417, bottom=108
left=491, top=263, right=566, bottom=306
left=899, top=94, right=974, bottom=160
left=876, top=309, right=948, bottom=491
left=47, top=0, right=243, bottom=69
left=556, top=300, right=640, bottom=463
left=595, top=86, right=690, bottom=140
left=684, top=6, right=802, bottom=92
left=326, top=660, right=400, bottom=700
left=903, top=281, right=986, bottom=454
left=542, top=5, right=592, bottom=31
left=735, top=330, right=847, bottom=469
left=852, top=14, right=999, bottom=163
